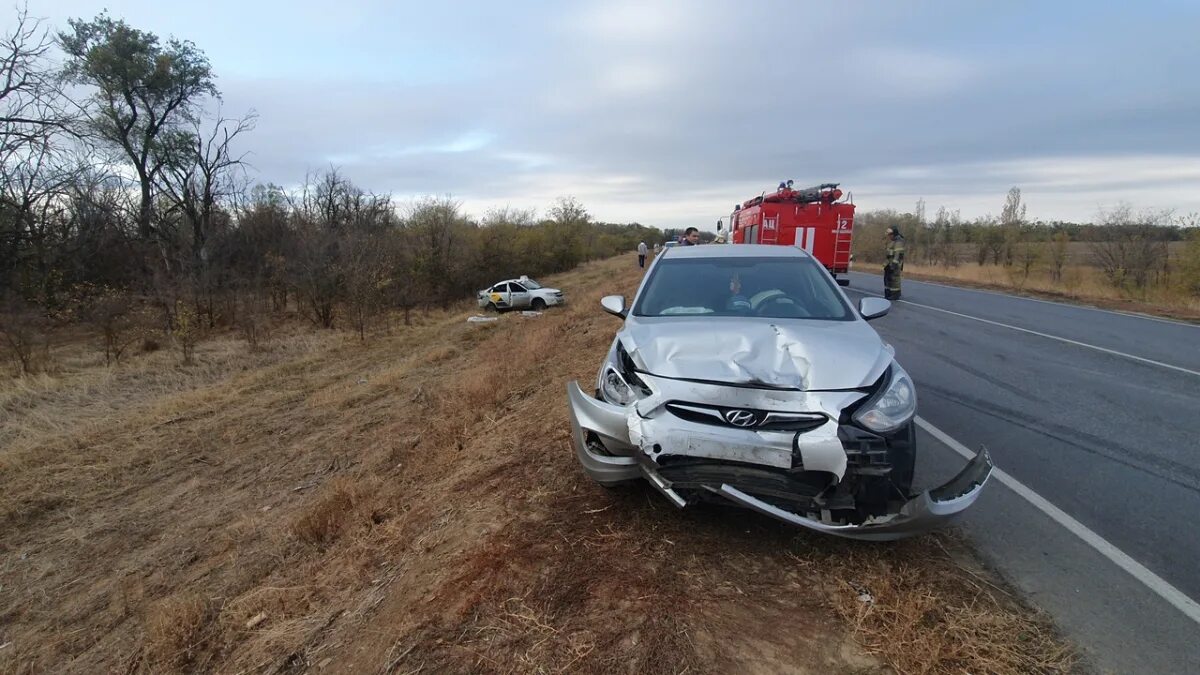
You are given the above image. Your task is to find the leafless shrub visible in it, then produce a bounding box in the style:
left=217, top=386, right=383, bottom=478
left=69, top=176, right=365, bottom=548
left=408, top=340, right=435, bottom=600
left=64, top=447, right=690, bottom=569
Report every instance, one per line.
left=1089, top=204, right=1170, bottom=292
left=82, top=289, right=142, bottom=365
left=1049, top=231, right=1070, bottom=281
left=0, top=300, right=50, bottom=375
left=1006, top=242, right=1041, bottom=290
left=172, top=300, right=200, bottom=365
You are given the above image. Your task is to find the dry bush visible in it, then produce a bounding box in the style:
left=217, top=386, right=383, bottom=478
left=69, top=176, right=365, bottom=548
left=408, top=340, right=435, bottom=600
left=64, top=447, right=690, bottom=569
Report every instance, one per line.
left=237, top=313, right=270, bottom=352
left=1089, top=206, right=1171, bottom=292
left=425, top=345, right=457, bottom=363
left=144, top=593, right=214, bottom=671
left=0, top=305, right=52, bottom=375
left=83, top=290, right=145, bottom=365
left=1005, top=243, right=1042, bottom=291
left=290, top=477, right=380, bottom=547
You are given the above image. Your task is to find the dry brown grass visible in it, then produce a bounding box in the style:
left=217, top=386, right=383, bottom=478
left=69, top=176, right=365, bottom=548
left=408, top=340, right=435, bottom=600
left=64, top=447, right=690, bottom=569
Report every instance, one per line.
left=0, top=253, right=1076, bottom=674
left=290, top=476, right=384, bottom=547
left=821, top=538, right=1075, bottom=674
left=143, top=594, right=213, bottom=671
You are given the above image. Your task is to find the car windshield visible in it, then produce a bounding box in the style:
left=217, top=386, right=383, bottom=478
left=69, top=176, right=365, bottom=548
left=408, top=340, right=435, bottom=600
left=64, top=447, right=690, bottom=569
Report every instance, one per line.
left=632, top=256, right=852, bottom=320
left=520, top=278, right=542, bottom=289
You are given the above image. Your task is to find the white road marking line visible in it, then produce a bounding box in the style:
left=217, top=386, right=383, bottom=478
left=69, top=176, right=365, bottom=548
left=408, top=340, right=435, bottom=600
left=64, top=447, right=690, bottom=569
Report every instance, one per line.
left=848, top=271, right=1199, bottom=328
left=899, top=299, right=1200, bottom=377
left=916, top=415, right=1200, bottom=627
left=844, top=285, right=1197, bottom=377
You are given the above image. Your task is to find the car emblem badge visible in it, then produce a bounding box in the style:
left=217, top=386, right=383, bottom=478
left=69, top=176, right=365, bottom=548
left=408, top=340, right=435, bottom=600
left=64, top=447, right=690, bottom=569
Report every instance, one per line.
left=723, top=409, right=758, bottom=427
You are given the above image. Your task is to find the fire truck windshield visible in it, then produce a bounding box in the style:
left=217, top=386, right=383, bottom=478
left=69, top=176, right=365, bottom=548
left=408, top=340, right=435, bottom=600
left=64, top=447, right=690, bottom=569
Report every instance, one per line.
left=632, top=257, right=852, bottom=320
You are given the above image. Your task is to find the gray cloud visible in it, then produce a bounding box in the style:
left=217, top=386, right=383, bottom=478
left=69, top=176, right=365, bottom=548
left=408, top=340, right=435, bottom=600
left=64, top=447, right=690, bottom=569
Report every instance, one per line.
left=190, top=0, right=1200, bottom=225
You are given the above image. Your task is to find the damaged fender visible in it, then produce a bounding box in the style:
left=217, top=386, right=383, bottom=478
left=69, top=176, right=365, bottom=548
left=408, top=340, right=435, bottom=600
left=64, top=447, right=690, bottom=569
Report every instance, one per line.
left=567, top=380, right=639, bottom=485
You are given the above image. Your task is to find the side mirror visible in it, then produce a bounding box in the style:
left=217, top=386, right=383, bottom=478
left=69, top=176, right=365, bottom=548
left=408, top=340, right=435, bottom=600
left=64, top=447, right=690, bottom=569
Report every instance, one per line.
left=836, top=278, right=850, bottom=287
left=716, top=219, right=723, bottom=231
left=600, top=295, right=627, bottom=319
left=859, top=297, right=891, bottom=321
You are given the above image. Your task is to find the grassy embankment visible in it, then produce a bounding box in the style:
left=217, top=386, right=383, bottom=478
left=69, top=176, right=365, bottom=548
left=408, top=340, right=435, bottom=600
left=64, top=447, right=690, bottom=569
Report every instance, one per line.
left=1, top=254, right=1074, bottom=674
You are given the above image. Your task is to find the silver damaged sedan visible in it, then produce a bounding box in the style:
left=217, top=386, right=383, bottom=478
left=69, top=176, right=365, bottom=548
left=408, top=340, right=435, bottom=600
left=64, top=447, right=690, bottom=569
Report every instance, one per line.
left=566, top=245, right=993, bottom=540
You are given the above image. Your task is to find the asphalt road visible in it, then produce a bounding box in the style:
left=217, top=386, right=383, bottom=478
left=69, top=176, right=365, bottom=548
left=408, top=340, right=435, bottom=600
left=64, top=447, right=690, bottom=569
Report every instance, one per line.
left=841, top=272, right=1200, bottom=674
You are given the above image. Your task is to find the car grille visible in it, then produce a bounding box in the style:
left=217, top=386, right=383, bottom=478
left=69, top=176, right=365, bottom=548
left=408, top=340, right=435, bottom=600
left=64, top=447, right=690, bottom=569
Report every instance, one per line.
left=665, top=402, right=826, bottom=432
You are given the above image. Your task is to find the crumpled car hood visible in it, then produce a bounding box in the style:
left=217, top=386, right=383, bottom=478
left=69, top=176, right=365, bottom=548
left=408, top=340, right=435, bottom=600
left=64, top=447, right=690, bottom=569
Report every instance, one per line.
left=621, top=316, right=891, bottom=391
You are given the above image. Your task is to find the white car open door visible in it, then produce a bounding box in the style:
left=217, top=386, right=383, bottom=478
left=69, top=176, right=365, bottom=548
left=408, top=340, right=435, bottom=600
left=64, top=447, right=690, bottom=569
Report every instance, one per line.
left=509, top=283, right=531, bottom=309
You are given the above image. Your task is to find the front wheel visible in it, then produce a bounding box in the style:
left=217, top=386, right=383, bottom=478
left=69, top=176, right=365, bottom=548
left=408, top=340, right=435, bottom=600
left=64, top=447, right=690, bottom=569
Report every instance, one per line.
left=485, top=302, right=499, bottom=313
left=531, top=298, right=547, bottom=311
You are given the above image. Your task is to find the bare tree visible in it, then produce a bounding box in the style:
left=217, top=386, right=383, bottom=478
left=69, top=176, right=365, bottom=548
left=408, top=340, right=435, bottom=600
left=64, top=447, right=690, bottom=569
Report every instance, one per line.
left=999, top=187, right=1027, bottom=266
left=0, top=5, right=78, bottom=160
left=160, top=111, right=256, bottom=268
left=0, top=5, right=84, bottom=299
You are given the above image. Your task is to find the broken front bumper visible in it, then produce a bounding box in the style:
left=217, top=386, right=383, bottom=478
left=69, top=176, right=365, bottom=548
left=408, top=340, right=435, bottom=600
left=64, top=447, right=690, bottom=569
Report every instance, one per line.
left=566, top=381, right=993, bottom=541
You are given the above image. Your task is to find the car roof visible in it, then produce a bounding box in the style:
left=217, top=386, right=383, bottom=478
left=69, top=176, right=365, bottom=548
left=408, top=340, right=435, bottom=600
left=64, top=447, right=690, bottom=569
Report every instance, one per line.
left=662, top=244, right=813, bottom=260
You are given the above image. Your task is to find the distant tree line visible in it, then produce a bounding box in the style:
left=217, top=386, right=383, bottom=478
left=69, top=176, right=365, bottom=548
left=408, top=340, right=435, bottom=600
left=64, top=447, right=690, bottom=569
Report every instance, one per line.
left=0, top=8, right=662, bottom=372
left=853, top=188, right=1200, bottom=296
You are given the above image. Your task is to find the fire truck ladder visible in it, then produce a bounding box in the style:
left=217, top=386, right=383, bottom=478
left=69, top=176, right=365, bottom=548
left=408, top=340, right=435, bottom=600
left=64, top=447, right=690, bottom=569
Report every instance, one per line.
left=833, top=220, right=853, bottom=267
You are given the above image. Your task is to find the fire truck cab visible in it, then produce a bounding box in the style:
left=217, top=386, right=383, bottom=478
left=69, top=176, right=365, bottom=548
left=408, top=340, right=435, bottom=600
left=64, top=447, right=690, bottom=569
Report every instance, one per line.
left=725, top=182, right=855, bottom=283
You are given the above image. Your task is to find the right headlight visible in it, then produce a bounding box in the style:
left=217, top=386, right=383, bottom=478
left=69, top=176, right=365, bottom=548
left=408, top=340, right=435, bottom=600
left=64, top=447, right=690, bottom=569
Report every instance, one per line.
left=597, top=341, right=651, bottom=406
left=600, top=364, right=636, bottom=406
left=852, top=364, right=917, bottom=433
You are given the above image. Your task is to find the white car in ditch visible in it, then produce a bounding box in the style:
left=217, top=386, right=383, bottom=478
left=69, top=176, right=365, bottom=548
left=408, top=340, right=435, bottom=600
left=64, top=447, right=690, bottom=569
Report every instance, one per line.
left=477, top=276, right=565, bottom=312
left=566, top=244, right=992, bottom=540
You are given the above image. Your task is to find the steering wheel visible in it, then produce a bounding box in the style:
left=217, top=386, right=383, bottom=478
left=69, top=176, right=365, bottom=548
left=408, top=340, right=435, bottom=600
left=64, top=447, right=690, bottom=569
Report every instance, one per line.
left=755, top=294, right=809, bottom=318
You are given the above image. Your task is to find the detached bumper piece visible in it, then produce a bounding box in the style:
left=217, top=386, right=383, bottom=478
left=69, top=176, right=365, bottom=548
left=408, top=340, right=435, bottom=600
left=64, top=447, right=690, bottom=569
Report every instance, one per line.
left=706, top=448, right=992, bottom=541
left=567, top=381, right=994, bottom=540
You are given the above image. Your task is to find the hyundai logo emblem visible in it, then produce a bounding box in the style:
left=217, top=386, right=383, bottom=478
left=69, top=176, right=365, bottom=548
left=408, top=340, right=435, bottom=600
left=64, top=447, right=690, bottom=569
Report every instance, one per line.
left=722, top=409, right=759, bottom=427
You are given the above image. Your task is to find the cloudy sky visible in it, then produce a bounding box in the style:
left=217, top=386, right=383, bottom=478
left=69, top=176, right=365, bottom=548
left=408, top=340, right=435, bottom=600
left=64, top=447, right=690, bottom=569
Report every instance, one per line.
left=14, top=0, right=1200, bottom=227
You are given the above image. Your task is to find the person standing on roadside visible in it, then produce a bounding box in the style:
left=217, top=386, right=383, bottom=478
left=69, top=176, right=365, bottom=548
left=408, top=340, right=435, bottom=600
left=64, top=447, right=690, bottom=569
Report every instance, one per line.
left=884, top=226, right=906, bottom=300
left=637, top=241, right=648, bottom=268
left=682, top=227, right=700, bottom=246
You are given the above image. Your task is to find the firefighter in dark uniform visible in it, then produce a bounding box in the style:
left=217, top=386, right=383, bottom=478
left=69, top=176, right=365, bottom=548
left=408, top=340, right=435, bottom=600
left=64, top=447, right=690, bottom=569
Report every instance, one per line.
left=883, top=226, right=905, bottom=300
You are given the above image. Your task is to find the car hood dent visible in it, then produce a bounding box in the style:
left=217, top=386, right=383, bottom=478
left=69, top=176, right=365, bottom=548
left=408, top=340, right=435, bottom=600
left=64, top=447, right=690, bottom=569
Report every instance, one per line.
left=622, top=317, right=890, bottom=390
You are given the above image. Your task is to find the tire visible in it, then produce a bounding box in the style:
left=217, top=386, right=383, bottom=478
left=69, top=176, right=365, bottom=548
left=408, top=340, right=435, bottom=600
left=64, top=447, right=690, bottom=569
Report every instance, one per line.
left=485, top=302, right=498, bottom=313
left=531, top=298, right=547, bottom=311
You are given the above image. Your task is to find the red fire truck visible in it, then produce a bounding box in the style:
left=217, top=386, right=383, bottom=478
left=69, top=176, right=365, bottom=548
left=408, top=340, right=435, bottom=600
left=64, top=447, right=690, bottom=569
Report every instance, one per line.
left=723, top=182, right=855, bottom=284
